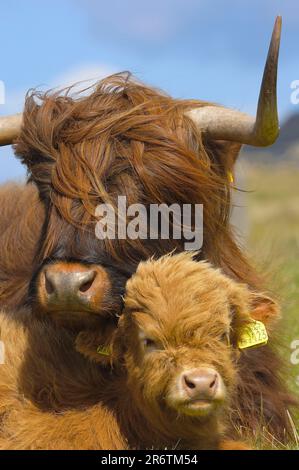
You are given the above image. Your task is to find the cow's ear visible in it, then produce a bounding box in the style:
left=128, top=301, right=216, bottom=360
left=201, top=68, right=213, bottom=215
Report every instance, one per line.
left=75, top=320, right=117, bottom=366
left=110, top=315, right=127, bottom=365
left=205, top=139, right=242, bottom=175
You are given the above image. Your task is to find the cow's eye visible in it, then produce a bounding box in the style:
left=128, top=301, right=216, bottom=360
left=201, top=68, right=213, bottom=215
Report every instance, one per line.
left=142, top=337, right=160, bottom=353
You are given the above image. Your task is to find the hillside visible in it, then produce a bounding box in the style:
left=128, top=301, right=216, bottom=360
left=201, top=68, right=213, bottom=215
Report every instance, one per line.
left=243, top=113, right=299, bottom=164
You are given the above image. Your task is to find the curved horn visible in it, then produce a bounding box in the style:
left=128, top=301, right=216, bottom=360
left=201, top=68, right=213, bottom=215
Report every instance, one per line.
left=0, top=114, right=23, bottom=146
left=186, top=16, right=282, bottom=146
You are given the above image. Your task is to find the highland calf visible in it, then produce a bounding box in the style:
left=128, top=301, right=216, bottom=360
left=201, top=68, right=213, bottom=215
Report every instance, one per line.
left=0, top=253, right=284, bottom=449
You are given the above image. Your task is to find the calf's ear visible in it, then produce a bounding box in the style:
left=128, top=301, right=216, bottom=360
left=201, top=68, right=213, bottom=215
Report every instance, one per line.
left=249, top=293, right=280, bottom=327
left=228, top=283, right=280, bottom=352
left=227, top=282, right=253, bottom=331
left=228, top=281, right=280, bottom=328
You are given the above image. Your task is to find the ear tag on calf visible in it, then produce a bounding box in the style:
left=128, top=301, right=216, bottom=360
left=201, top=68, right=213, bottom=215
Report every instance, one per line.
left=97, top=345, right=111, bottom=356
left=227, top=171, right=234, bottom=183
left=237, top=320, right=268, bottom=350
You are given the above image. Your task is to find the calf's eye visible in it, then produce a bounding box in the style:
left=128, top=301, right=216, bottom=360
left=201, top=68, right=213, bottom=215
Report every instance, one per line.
left=221, top=332, right=230, bottom=345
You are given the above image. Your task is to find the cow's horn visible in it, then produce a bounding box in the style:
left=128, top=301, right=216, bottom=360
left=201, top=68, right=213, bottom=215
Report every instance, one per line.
left=0, top=114, right=23, bottom=146
left=186, top=16, right=282, bottom=146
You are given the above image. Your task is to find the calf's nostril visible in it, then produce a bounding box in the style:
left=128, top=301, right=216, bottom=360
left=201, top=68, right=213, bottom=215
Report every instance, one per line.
left=184, top=376, right=196, bottom=390
left=210, top=376, right=217, bottom=389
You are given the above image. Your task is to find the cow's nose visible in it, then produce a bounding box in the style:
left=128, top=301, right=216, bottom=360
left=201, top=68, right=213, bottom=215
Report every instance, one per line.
left=45, top=269, right=97, bottom=297
left=181, top=368, right=219, bottom=400
left=37, top=262, right=110, bottom=315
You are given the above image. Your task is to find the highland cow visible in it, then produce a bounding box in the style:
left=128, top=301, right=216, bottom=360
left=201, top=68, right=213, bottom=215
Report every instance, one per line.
left=0, top=17, right=296, bottom=441
left=0, top=253, right=260, bottom=450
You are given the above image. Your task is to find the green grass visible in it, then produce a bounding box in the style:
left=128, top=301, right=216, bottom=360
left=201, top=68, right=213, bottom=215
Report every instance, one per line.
left=240, top=164, right=299, bottom=448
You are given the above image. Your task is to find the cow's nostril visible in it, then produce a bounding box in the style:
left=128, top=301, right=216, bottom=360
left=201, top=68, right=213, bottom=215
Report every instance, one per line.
left=79, top=280, right=93, bottom=293
left=78, top=271, right=96, bottom=293
left=45, top=273, right=54, bottom=295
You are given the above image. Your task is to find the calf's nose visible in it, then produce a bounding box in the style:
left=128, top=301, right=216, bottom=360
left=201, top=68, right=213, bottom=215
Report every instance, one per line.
left=182, top=367, right=219, bottom=400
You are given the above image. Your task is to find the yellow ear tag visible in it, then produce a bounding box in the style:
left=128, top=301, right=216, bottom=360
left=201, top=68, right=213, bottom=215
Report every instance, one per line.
left=227, top=171, right=234, bottom=183
left=237, top=320, right=268, bottom=350
left=97, top=345, right=110, bottom=356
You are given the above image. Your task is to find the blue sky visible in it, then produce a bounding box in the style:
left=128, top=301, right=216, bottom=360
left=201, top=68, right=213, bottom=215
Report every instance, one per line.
left=0, top=0, right=298, bottom=183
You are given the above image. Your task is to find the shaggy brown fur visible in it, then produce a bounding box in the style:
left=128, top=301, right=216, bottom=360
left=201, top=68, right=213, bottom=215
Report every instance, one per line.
left=13, top=73, right=255, bottom=280
left=0, top=73, right=295, bottom=440
left=0, top=183, right=44, bottom=310
left=0, top=253, right=256, bottom=450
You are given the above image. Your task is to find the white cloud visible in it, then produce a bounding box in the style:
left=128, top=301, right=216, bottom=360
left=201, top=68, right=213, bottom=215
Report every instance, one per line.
left=50, top=63, right=116, bottom=91
left=1, top=62, right=117, bottom=115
